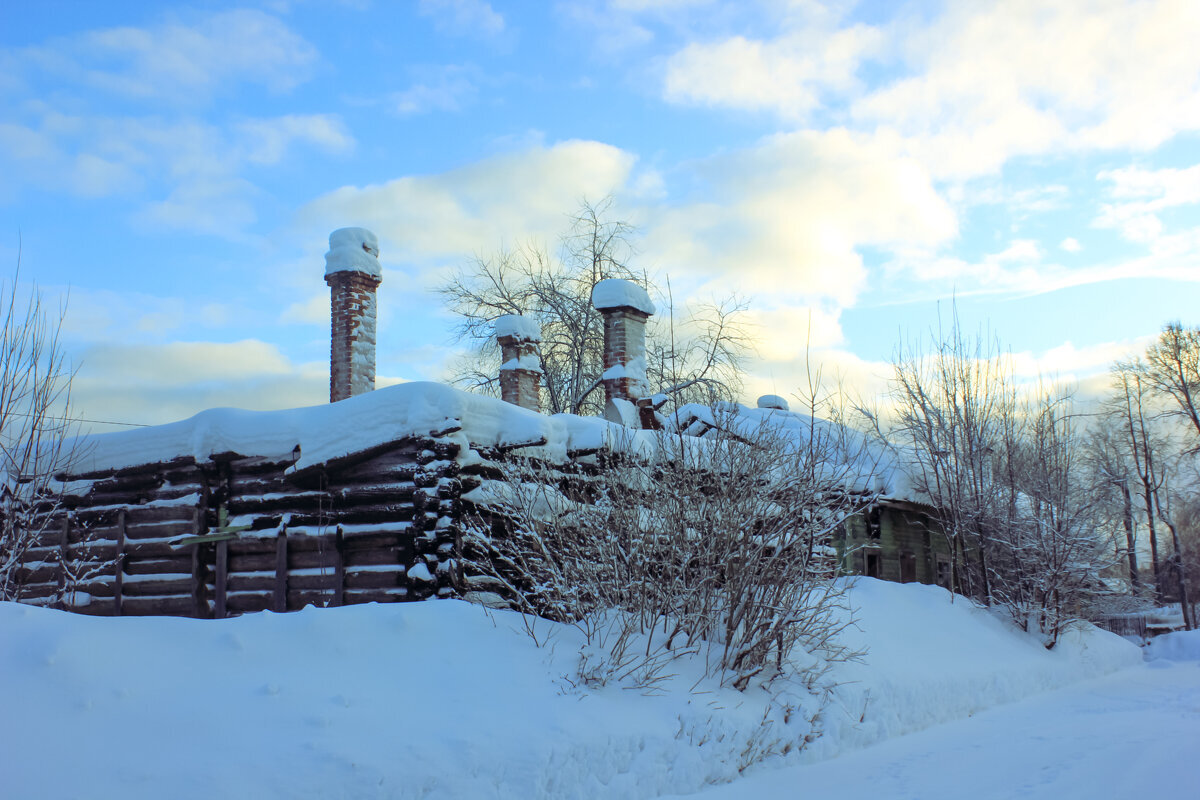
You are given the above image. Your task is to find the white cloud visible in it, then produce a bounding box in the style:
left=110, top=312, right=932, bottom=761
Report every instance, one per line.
left=1095, top=163, right=1200, bottom=244
left=655, top=2, right=1200, bottom=179
left=641, top=129, right=956, bottom=306
left=21, top=9, right=317, bottom=102
left=1060, top=237, right=1082, bottom=253
left=1007, top=337, right=1149, bottom=384
left=664, top=24, right=882, bottom=119
left=854, top=0, right=1200, bottom=178
left=392, top=65, right=479, bottom=115
left=418, top=0, right=505, bottom=38
left=0, top=111, right=354, bottom=233
left=234, top=115, right=354, bottom=164
left=300, top=140, right=639, bottom=263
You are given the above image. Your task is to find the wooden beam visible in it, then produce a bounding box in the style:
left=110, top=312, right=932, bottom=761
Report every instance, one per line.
left=114, top=510, right=126, bottom=617
left=214, top=539, right=228, bottom=620
left=274, top=531, right=288, bottom=613
left=333, top=528, right=345, bottom=607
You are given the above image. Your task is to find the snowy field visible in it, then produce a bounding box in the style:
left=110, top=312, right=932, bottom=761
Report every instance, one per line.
left=1, top=579, right=1187, bottom=800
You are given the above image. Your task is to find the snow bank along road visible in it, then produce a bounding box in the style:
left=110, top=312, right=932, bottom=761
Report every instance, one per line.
left=687, top=648, right=1200, bottom=800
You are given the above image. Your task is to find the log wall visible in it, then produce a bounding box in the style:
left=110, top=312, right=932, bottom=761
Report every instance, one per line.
left=13, top=435, right=466, bottom=618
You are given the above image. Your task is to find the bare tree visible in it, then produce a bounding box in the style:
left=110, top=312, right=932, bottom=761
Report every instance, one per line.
left=993, top=388, right=1117, bottom=643
left=1084, top=418, right=1143, bottom=592
left=1143, top=322, right=1200, bottom=441
left=879, top=310, right=1117, bottom=642
left=439, top=199, right=751, bottom=415
left=0, top=270, right=84, bottom=602
left=885, top=312, right=1013, bottom=601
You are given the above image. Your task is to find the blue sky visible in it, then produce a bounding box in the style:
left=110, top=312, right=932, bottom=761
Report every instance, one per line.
left=2, top=0, right=1199, bottom=429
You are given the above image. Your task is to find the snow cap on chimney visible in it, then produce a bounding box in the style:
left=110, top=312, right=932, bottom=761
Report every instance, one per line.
left=324, top=227, right=381, bottom=279
left=591, top=278, right=656, bottom=315
left=757, top=394, right=789, bottom=411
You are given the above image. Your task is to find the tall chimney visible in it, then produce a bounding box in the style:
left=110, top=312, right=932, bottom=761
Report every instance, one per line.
left=495, top=314, right=542, bottom=412
left=324, top=227, right=382, bottom=403
left=592, top=278, right=655, bottom=418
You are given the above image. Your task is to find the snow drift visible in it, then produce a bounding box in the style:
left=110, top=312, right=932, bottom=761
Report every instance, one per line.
left=0, top=579, right=1140, bottom=799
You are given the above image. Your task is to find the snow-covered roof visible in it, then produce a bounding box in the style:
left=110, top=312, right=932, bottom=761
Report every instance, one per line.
left=591, top=278, right=655, bottom=315
left=68, top=383, right=630, bottom=476
left=64, top=384, right=918, bottom=505
left=324, top=227, right=381, bottom=279
left=670, top=401, right=919, bottom=504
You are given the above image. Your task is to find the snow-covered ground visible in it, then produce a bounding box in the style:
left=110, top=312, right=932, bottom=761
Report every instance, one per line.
left=0, top=580, right=1173, bottom=800
left=683, top=648, right=1200, bottom=800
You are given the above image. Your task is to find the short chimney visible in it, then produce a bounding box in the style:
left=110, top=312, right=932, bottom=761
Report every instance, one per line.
left=495, top=315, right=542, bottom=412
left=592, top=278, right=655, bottom=418
left=757, top=394, right=789, bottom=411
left=325, top=227, right=382, bottom=403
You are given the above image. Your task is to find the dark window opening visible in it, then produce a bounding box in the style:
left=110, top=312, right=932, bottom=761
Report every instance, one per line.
left=899, top=551, right=917, bottom=583
left=867, top=508, right=882, bottom=540
left=935, top=555, right=952, bottom=589
left=865, top=551, right=881, bottom=578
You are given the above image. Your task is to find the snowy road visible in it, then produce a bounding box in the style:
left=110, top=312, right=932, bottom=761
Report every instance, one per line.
left=687, top=661, right=1200, bottom=800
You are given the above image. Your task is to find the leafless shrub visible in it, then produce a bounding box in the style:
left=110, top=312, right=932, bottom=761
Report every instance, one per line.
left=0, top=269, right=88, bottom=602
left=465, top=397, right=879, bottom=691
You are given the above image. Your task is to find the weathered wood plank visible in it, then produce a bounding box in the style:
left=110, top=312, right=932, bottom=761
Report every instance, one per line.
left=343, top=588, right=410, bottom=604
left=122, top=555, right=193, bottom=575
left=344, top=570, right=406, bottom=589
left=121, top=577, right=194, bottom=596
left=114, top=510, right=126, bottom=617
left=214, top=539, right=228, bottom=620
left=333, top=529, right=345, bottom=607
left=118, top=595, right=196, bottom=616
left=123, top=519, right=199, bottom=540
left=226, top=573, right=276, bottom=592
left=273, top=533, right=287, bottom=613
left=225, top=592, right=272, bottom=614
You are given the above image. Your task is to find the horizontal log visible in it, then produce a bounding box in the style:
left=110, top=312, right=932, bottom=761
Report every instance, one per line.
left=227, top=552, right=276, bottom=572
left=16, top=583, right=59, bottom=600
left=19, top=564, right=59, bottom=584
left=121, top=577, right=194, bottom=596
left=70, top=581, right=117, bottom=599
left=68, top=526, right=120, bottom=546
left=332, top=484, right=419, bottom=503
left=67, top=455, right=197, bottom=482
left=118, top=595, right=196, bottom=616
left=343, top=588, right=411, bottom=604
left=123, top=540, right=187, bottom=559
left=123, top=555, right=193, bottom=575
left=226, top=573, right=275, bottom=592
left=344, top=570, right=405, bottom=589
left=287, top=589, right=337, bottom=610
left=70, top=601, right=118, bottom=616
left=225, top=592, right=272, bottom=614
left=227, top=538, right=280, bottom=557
left=287, top=549, right=340, bottom=570
left=125, top=505, right=203, bottom=525
left=343, top=545, right=411, bottom=567
left=226, top=494, right=333, bottom=515
left=288, top=573, right=340, bottom=591
left=26, top=542, right=121, bottom=562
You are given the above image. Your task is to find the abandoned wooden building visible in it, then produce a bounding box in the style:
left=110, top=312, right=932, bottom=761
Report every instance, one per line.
left=7, top=227, right=955, bottom=618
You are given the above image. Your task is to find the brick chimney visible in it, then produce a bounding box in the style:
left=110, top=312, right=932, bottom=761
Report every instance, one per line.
left=495, top=314, right=542, bottom=412
left=324, top=227, right=382, bottom=403
left=591, top=278, right=655, bottom=419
